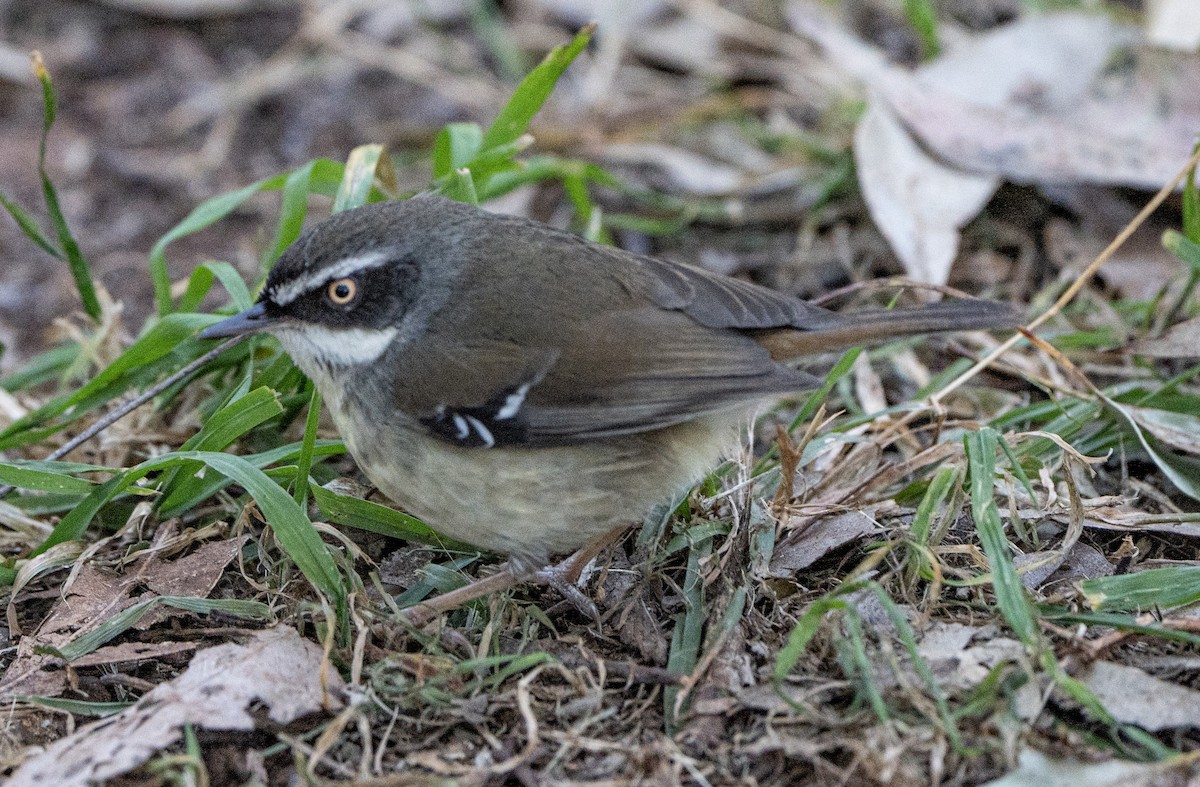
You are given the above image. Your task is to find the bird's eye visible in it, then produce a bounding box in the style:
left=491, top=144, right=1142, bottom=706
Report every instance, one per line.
left=326, top=277, right=358, bottom=306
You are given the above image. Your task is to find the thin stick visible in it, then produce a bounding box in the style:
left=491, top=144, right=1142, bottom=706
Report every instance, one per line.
left=0, top=337, right=243, bottom=498
left=930, top=144, right=1200, bottom=408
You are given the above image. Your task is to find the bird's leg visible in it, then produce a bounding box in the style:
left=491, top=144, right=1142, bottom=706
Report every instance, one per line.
left=531, top=525, right=627, bottom=623
left=400, top=569, right=521, bottom=628
left=400, top=526, right=627, bottom=627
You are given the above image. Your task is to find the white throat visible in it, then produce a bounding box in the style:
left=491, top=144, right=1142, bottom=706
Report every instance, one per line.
left=275, top=325, right=398, bottom=371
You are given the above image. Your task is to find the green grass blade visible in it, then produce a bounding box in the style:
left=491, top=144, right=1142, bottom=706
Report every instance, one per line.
left=965, top=428, right=1040, bottom=647
left=0, top=190, right=60, bottom=258
left=31, top=451, right=345, bottom=607
left=149, top=178, right=274, bottom=315
left=148, top=159, right=349, bottom=315
left=0, top=461, right=97, bottom=494
left=664, top=533, right=712, bottom=732
left=433, top=123, right=483, bottom=179
left=13, top=696, right=131, bottom=716
left=1101, top=393, right=1200, bottom=501
left=57, top=595, right=271, bottom=662
left=32, top=55, right=100, bottom=321
left=158, top=440, right=344, bottom=519
left=293, top=385, right=321, bottom=507
left=269, top=160, right=319, bottom=263
left=1183, top=141, right=1200, bottom=240
left=0, top=313, right=219, bottom=450
left=0, top=344, right=79, bottom=392
left=1081, top=566, right=1200, bottom=612
left=774, top=596, right=850, bottom=682
left=158, top=386, right=285, bottom=512
left=479, top=24, right=593, bottom=152
left=309, top=483, right=450, bottom=546
left=334, top=143, right=386, bottom=213
left=175, top=264, right=215, bottom=314
left=903, top=0, right=940, bottom=58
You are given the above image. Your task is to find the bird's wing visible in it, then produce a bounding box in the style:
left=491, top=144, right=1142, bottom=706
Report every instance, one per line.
left=638, top=254, right=843, bottom=330
left=393, top=306, right=818, bottom=448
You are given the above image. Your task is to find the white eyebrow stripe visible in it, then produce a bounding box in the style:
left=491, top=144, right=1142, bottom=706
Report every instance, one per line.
left=465, top=416, right=496, bottom=448
left=270, top=250, right=392, bottom=306
left=495, top=383, right=531, bottom=420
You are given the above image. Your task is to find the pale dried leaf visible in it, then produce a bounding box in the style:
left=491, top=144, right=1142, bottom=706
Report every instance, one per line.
left=854, top=99, right=998, bottom=284
left=915, top=623, right=1024, bottom=690
left=1016, top=542, right=1114, bottom=590
left=0, top=538, right=244, bottom=700
left=791, top=4, right=1191, bottom=190
left=1122, top=406, right=1200, bottom=456
left=982, top=749, right=1186, bottom=787
left=7, top=627, right=344, bottom=787
left=852, top=353, right=887, bottom=414
left=1130, top=316, right=1200, bottom=358
left=1148, top=0, right=1200, bottom=52
left=1082, top=661, right=1200, bottom=731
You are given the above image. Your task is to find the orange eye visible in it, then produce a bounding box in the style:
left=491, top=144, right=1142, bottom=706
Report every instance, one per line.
left=326, top=278, right=358, bottom=306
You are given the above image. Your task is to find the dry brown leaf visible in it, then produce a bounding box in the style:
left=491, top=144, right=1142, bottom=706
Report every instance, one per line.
left=7, top=627, right=344, bottom=787
left=768, top=511, right=881, bottom=575
left=68, top=640, right=198, bottom=668
left=0, top=536, right=244, bottom=700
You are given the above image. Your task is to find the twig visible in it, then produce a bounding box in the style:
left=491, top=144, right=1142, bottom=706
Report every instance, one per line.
left=928, top=144, right=1200, bottom=407
left=0, top=337, right=243, bottom=499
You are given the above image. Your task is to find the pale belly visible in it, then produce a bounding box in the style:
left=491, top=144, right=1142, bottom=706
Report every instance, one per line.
left=330, top=399, right=743, bottom=566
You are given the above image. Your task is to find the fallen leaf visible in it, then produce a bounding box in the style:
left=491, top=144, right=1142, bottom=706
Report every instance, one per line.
left=0, top=534, right=245, bottom=700
left=915, top=622, right=1024, bottom=690
left=1081, top=661, right=1200, bottom=731
left=1148, top=0, right=1200, bottom=52
left=1131, top=316, right=1200, bottom=358
left=1016, top=542, right=1114, bottom=590
left=769, top=511, right=881, bottom=575
left=982, top=749, right=1191, bottom=786
left=854, top=93, right=998, bottom=284
left=1122, top=406, right=1200, bottom=456
left=68, top=640, right=198, bottom=668
left=789, top=4, right=1196, bottom=283
left=7, top=627, right=344, bottom=787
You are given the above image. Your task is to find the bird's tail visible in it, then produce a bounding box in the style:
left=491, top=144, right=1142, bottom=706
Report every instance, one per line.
left=757, top=299, right=1020, bottom=360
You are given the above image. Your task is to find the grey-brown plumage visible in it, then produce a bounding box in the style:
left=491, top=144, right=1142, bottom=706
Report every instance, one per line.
left=201, top=195, right=1018, bottom=566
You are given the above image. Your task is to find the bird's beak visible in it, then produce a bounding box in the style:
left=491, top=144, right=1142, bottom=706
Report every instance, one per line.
left=199, top=302, right=274, bottom=339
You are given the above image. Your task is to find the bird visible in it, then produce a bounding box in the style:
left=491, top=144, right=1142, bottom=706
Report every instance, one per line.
left=199, top=194, right=1017, bottom=618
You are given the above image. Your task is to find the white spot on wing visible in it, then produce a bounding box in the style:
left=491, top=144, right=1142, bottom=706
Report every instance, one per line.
left=465, top=416, right=495, bottom=448
left=495, top=383, right=530, bottom=421
left=452, top=414, right=469, bottom=439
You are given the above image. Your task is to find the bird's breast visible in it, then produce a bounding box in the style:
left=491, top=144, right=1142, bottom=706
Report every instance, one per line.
left=324, top=389, right=746, bottom=564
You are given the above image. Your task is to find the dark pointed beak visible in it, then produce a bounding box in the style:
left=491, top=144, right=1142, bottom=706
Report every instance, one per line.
left=199, top=302, right=273, bottom=339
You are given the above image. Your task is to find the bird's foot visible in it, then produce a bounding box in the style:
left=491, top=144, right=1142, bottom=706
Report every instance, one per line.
left=399, top=526, right=627, bottom=628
